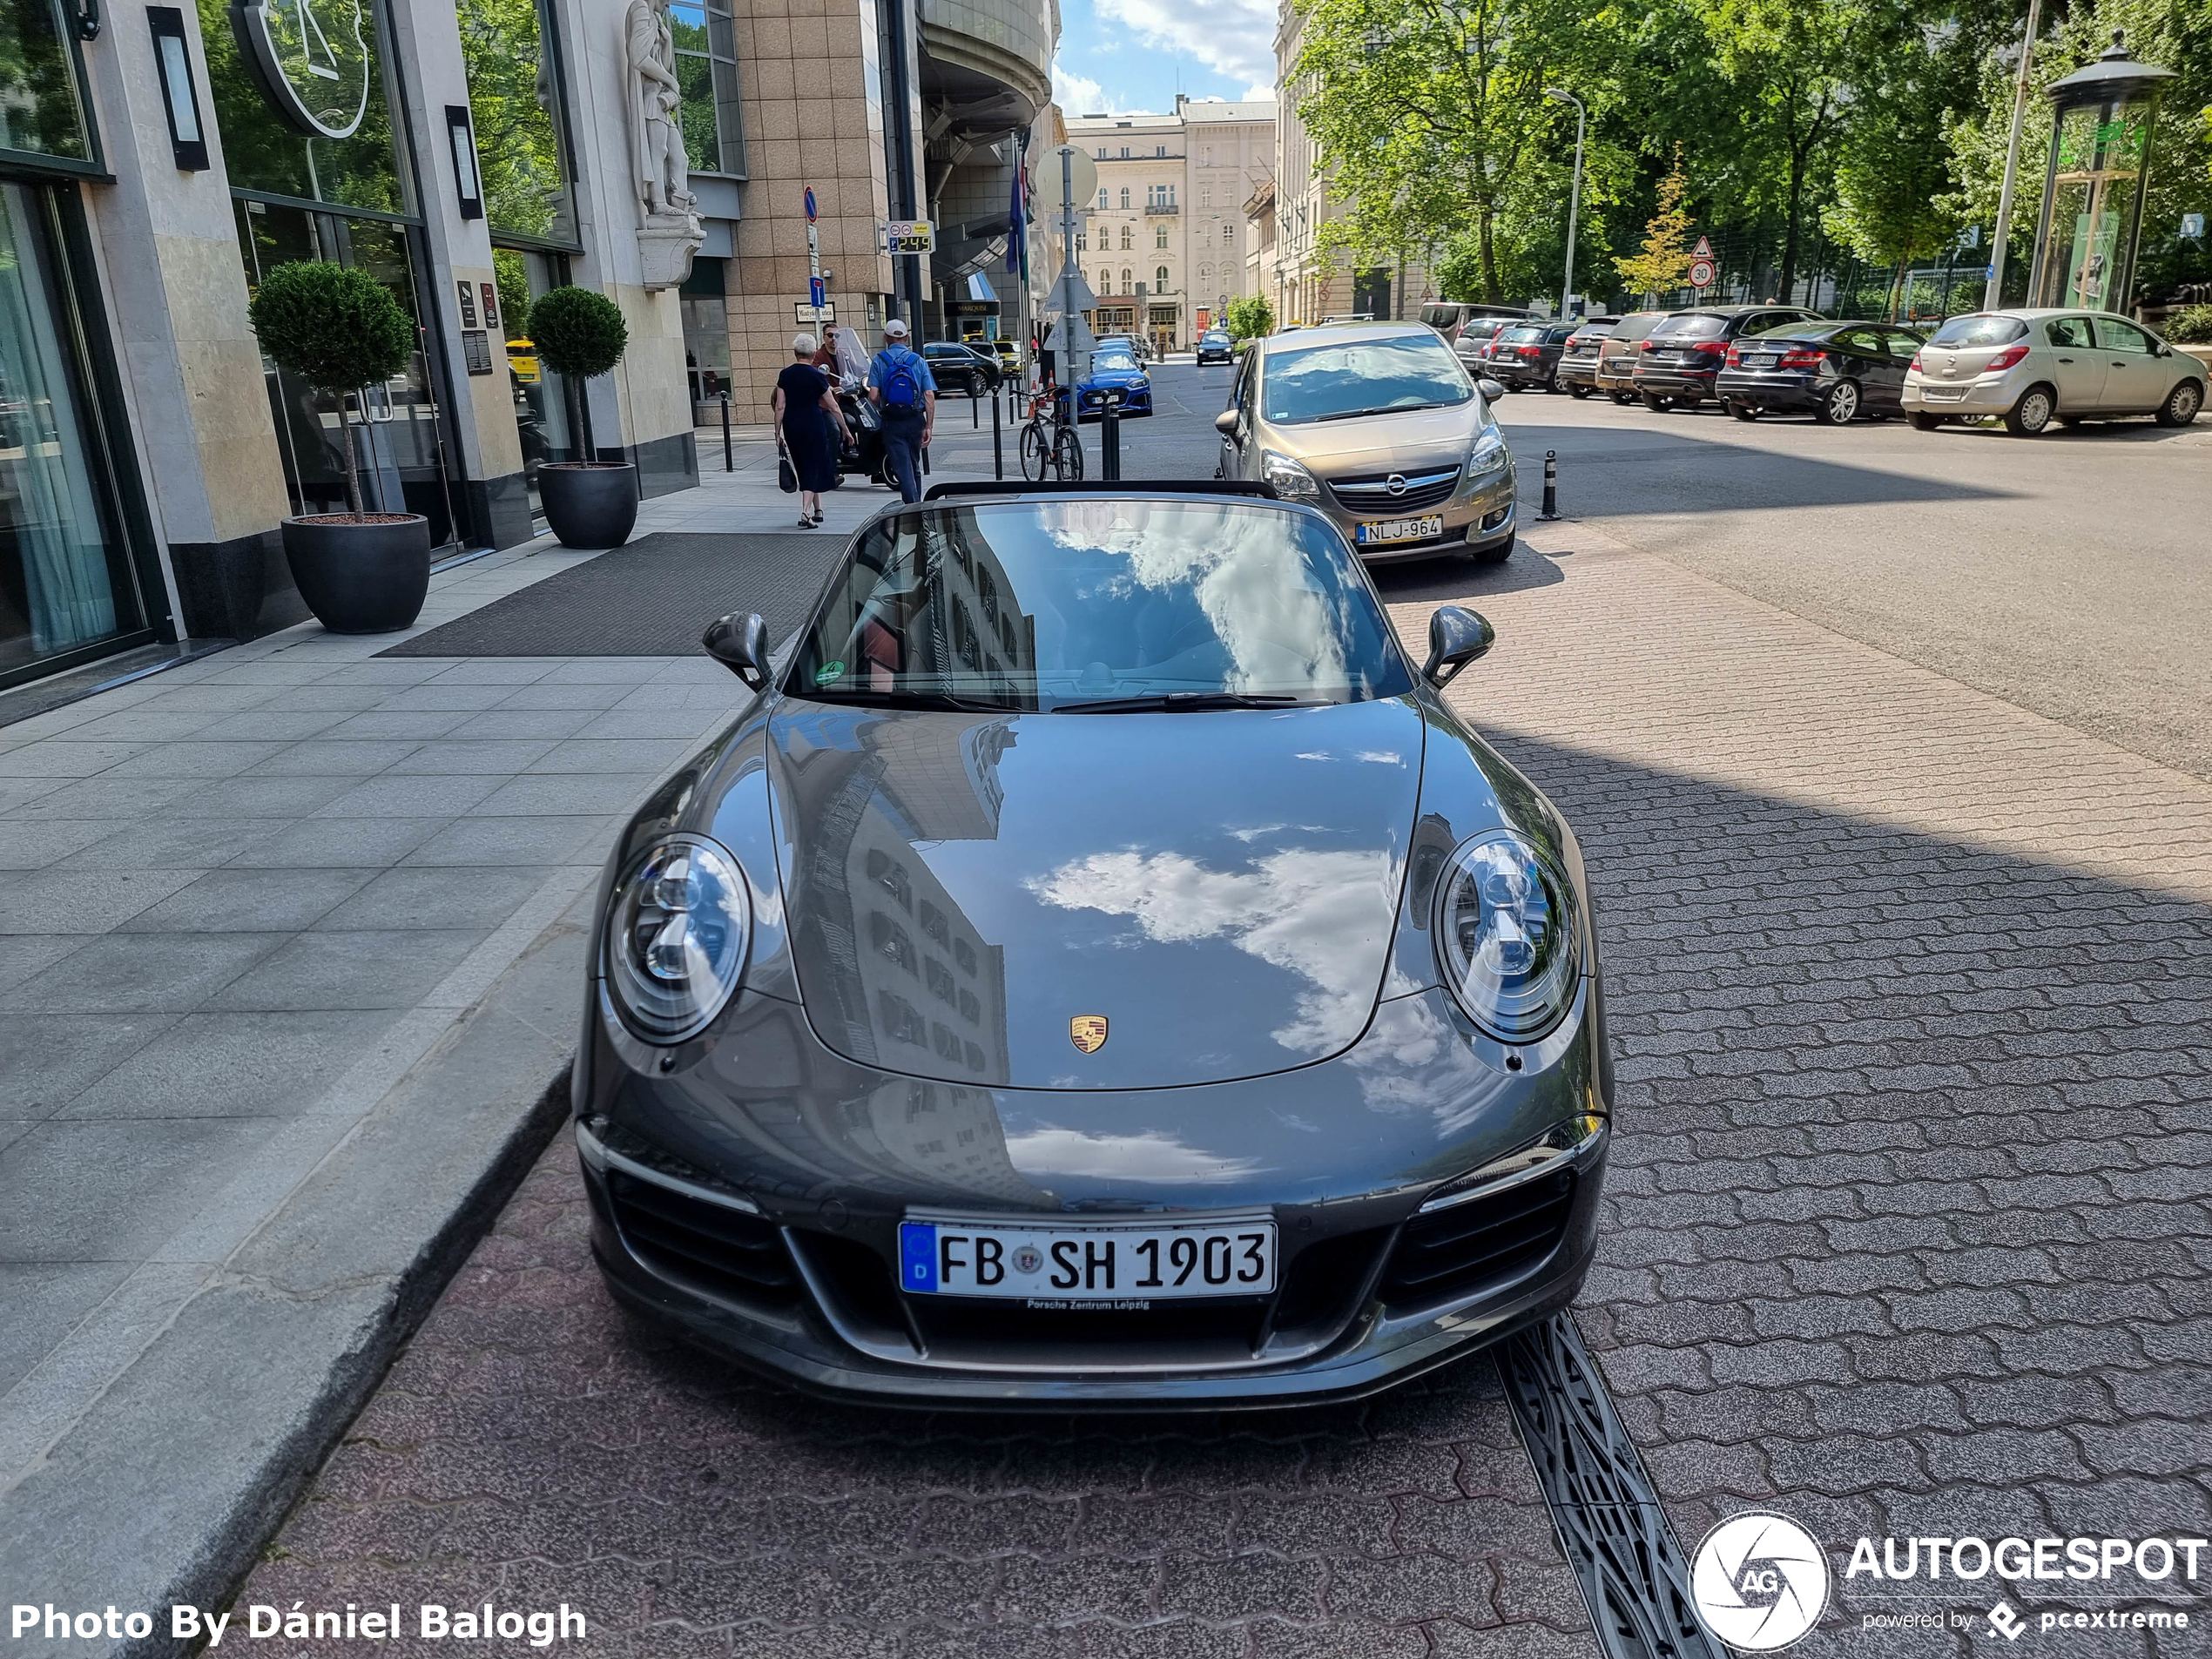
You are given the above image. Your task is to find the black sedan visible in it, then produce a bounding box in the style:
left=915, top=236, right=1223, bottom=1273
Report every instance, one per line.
left=1715, top=320, right=1926, bottom=424
left=1632, top=304, right=1824, bottom=409
left=1555, top=319, right=1619, bottom=398
left=576, top=482, right=1614, bottom=1407
left=1197, top=328, right=1236, bottom=365
left=1485, top=320, right=1588, bottom=393
left=921, top=340, right=1001, bottom=396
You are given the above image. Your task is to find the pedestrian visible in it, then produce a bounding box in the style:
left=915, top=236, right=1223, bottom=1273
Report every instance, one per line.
left=772, top=333, right=852, bottom=529
left=868, top=317, right=935, bottom=503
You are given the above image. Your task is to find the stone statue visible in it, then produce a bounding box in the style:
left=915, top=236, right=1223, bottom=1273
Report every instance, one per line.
left=625, top=0, right=703, bottom=287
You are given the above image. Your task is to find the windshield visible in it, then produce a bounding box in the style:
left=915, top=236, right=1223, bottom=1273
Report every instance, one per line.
left=1092, top=349, right=1140, bottom=374
left=1929, top=314, right=2028, bottom=347
left=1501, top=324, right=1548, bottom=343
left=1262, top=334, right=1472, bottom=423
left=1750, top=321, right=1829, bottom=340
left=1612, top=313, right=1663, bottom=342
left=787, top=501, right=1413, bottom=711
left=1650, top=314, right=1729, bottom=339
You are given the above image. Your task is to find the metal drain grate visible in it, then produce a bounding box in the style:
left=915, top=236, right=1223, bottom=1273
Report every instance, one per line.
left=1501, top=1315, right=1725, bottom=1659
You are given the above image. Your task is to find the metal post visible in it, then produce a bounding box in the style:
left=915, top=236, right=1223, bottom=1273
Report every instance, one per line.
left=1986, top=0, right=2045, bottom=309
left=971, top=384, right=980, bottom=428
left=1538, top=450, right=1560, bottom=520
left=1102, top=391, right=1121, bottom=480
left=1546, top=90, right=1585, bottom=320
left=991, top=382, right=1003, bottom=480
left=719, top=391, right=732, bottom=472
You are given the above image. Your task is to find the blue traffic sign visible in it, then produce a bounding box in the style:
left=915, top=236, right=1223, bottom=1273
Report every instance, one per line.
left=804, top=186, right=818, bottom=223
left=809, top=276, right=825, bottom=307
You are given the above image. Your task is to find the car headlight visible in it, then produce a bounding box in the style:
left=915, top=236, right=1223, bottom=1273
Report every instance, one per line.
left=604, top=834, right=751, bottom=1042
left=1262, top=448, right=1320, bottom=500
left=1468, top=425, right=1509, bottom=479
left=1433, top=831, right=1580, bottom=1041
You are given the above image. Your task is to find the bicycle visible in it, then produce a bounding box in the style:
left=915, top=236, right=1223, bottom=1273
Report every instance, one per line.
left=1018, top=385, right=1083, bottom=482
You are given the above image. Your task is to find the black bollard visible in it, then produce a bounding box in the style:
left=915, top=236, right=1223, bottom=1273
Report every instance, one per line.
left=720, top=392, right=733, bottom=473
left=1538, top=449, right=1559, bottom=519
left=1101, top=391, right=1122, bottom=482
left=991, top=383, right=1004, bottom=480
left=971, top=383, right=980, bottom=428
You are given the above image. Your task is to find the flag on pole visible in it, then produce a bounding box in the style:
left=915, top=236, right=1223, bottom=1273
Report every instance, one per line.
left=1006, top=152, right=1028, bottom=284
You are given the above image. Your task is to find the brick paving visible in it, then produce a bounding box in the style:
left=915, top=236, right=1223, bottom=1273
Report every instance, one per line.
left=1379, top=521, right=2212, bottom=1656
left=234, top=458, right=2212, bottom=1656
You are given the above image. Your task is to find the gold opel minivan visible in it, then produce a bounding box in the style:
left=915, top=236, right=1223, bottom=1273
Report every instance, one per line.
left=1215, top=323, right=1517, bottom=563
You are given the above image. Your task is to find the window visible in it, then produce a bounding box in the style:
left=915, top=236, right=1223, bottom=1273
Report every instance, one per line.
left=1120, top=145, right=1130, bottom=158
left=1119, top=186, right=1130, bottom=209
left=1201, top=190, right=1211, bottom=209
left=1096, top=146, right=1106, bottom=158
left=667, top=0, right=745, bottom=175
left=2046, top=316, right=2093, bottom=348
left=1156, top=224, right=1168, bottom=248
left=0, top=0, right=91, bottom=165
left=462, top=0, right=579, bottom=242
left=1224, top=223, right=1233, bottom=245
left=1156, top=265, right=1169, bottom=288
left=1120, top=266, right=1131, bottom=293
left=2094, top=317, right=2155, bottom=353
left=1156, top=145, right=1166, bottom=156
left=1097, top=187, right=1108, bottom=208
left=1119, top=225, right=1131, bottom=249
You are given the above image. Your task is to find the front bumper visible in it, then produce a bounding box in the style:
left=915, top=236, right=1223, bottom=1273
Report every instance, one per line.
left=1308, top=465, right=1516, bottom=563
left=578, top=970, right=1608, bottom=1407
left=1197, top=348, right=1233, bottom=363
left=1077, top=386, right=1152, bottom=418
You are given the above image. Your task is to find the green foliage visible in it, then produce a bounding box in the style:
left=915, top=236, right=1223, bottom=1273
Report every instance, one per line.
left=493, top=249, right=533, bottom=342
left=1615, top=150, right=1695, bottom=298
left=247, top=262, right=414, bottom=394
left=528, top=287, right=629, bottom=379
left=458, top=0, right=571, bottom=240
left=2163, top=304, right=2212, bottom=343
left=1223, top=294, right=1277, bottom=339
left=1433, top=238, right=1485, bottom=303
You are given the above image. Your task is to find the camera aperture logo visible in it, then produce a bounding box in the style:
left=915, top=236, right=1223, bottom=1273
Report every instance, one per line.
left=1692, top=1512, right=1831, bottom=1650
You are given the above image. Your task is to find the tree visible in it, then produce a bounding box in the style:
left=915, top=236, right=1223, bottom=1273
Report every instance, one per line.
left=1224, top=294, right=1276, bottom=339
left=1615, top=149, right=1696, bottom=299
left=528, top=287, right=629, bottom=462
left=246, top=262, right=415, bottom=518
left=1292, top=0, right=1613, bottom=304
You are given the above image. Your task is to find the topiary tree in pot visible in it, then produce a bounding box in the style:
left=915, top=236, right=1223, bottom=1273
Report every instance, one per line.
left=248, top=261, right=432, bottom=633
left=528, top=286, right=637, bottom=549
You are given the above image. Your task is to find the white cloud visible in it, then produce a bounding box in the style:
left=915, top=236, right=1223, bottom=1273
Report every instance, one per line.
left=1095, top=0, right=1279, bottom=96
left=1002, top=1127, right=1261, bottom=1184
left=1052, top=60, right=1113, bottom=114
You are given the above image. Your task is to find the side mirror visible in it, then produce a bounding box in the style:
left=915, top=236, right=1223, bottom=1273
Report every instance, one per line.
left=1477, top=378, right=1507, bottom=403
left=1421, top=605, right=1494, bottom=690
left=703, top=611, right=772, bottom=690
left=1213, top=408, right=1239, bottom=436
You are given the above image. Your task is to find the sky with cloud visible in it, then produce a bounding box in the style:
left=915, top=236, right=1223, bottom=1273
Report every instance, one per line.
left=1050, top=0, right=1279, bottom=117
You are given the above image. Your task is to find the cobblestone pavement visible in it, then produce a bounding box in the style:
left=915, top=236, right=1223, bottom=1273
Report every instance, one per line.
left=1375, top=521, right=2212, bottom=1657
left=235, top=393, right=2211, bottom=1658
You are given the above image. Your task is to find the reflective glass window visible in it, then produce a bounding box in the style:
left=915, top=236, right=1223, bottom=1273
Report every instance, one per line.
left=668, top=0, right=745, bottom=176
left=459, top=0, right=577, bottom=245
left=0, top=0, right=91, bottom=161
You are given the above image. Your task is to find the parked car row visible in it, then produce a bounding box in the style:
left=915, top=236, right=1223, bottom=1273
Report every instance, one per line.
left=1535, top=303, right=2206, bottom=434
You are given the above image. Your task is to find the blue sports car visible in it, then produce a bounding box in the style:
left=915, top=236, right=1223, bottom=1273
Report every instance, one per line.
left=1062, top=342, right=1153, bottom=420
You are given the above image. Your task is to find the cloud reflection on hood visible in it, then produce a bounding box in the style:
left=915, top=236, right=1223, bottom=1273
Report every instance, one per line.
left=1002, top=1126, right=1264, bottom=1184
left=1028, top=846, right=1395, bottom=1054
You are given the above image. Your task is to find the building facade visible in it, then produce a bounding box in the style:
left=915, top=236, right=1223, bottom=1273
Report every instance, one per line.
left=0, top=0, right=705, bottom=690
left=1060, top=95, right=1273, bottom=354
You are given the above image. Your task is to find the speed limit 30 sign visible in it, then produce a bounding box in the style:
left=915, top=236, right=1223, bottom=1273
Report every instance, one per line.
left=1689, top=258, right=1716, bottom=288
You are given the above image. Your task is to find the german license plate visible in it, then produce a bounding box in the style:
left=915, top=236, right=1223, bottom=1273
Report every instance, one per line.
left=898, top=1214, right=1278, bottom=1300
left=1655, top=350, right=1684, bottom=363
left=1743, top=354, right=1777, bottom=368
left=1919, top=386, right=1967, bottom=401
left=1356, top=514, right=1444, bottom=546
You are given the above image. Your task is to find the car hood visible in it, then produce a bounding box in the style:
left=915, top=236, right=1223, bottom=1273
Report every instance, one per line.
left=1263, top=401, right=1480, bottom=473
left=1083, top=368, right=1148, bottom=388
left=765, top=698, right=1423, bottom=1090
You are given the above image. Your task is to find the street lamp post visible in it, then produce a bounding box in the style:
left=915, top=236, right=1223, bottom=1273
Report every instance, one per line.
left=1545, top=89, right=1585, bottom=320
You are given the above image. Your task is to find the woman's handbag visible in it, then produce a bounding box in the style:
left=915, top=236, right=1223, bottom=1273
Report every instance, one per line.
left=777, top=449, right=798, bottom=494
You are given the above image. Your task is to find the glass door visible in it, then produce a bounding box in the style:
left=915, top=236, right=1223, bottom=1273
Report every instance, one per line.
left=494, top=247, right=577, bottom=514
left=0, top=180, right=146, bottom=685
left=236, top=200, right=462, bottom=550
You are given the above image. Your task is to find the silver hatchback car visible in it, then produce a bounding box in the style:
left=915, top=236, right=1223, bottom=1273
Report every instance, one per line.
left=1902, top=308, right=2206, bottom=435
left=1216, top=324, right=1518, bottom=563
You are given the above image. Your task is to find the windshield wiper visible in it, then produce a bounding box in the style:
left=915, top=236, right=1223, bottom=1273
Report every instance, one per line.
left=1049, top=691, right=1325, bottom=714
left=803, top=687, right=1026, bottom=712
left=1308, top=401, right=1450, bottom=422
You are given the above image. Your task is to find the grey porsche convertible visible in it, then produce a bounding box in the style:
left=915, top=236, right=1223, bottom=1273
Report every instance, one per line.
left=575, top=481, right=1613, bottom=1406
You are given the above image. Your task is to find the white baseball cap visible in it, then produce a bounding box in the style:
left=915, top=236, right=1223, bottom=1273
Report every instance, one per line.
left=884, top=318, right=909, bottom=339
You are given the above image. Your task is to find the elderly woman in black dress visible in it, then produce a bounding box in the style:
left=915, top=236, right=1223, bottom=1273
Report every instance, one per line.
left=772, top=333, right=853, bottom=528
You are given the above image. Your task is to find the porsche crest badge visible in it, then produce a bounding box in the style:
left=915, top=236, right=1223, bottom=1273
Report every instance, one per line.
left=1069, top=1015, right=1108, bottom=1054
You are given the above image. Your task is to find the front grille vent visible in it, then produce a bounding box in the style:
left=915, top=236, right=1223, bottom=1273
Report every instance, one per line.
left=1381, top=1170, right=1575, bottom=1306
left=1328, top=466, right=1460, bottom=514
left=607, top=1169, right=799, bottom=1309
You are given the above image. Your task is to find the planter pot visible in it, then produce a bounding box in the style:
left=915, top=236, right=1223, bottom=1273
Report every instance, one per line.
left=280, top=513, right=432, bottom=635
left=540, top=462, right=638, bottom=550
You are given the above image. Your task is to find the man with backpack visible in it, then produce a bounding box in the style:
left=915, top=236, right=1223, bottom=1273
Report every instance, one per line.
left=867, top=317, right=936, bottom=502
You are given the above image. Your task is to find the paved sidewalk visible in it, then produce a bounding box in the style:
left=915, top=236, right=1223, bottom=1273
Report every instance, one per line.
left=0, top=449, right=976, bottom=1651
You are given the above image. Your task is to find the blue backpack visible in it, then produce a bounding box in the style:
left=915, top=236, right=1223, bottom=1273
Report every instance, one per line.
left=880, top=349, right=922, bottom=408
